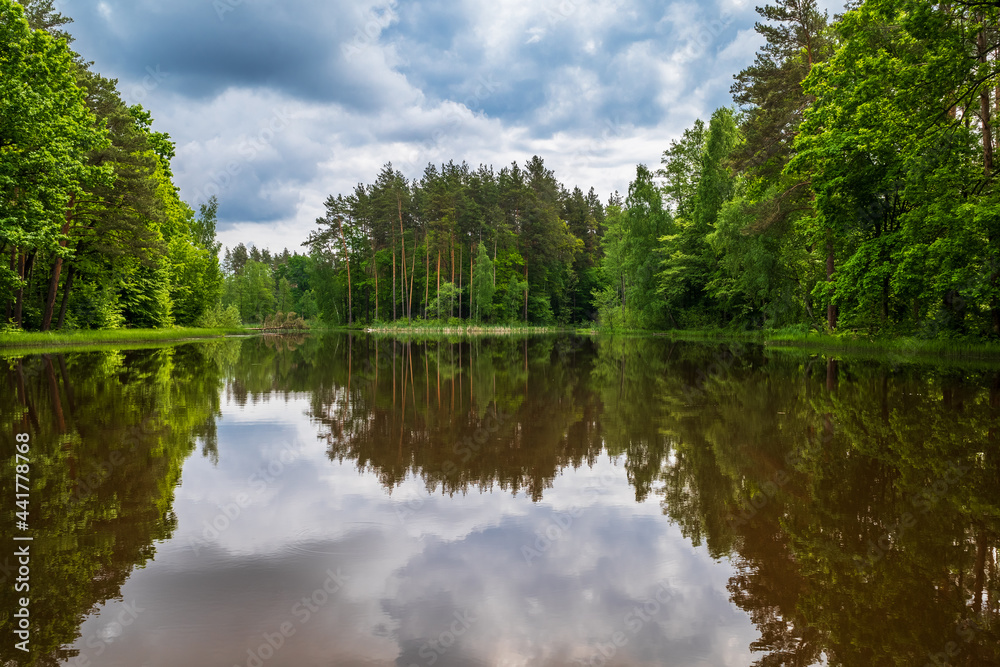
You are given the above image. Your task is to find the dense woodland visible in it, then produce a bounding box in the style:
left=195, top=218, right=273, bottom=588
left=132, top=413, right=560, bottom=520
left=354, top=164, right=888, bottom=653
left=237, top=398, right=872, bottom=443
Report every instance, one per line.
left=6, top=0, right=1000, bottom=337
left=0, top=0, right=224, bottom=332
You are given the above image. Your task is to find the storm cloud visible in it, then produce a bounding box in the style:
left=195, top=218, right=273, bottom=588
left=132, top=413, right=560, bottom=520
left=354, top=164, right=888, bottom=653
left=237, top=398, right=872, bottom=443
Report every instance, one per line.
left=60, top=0, right=844, bottom=252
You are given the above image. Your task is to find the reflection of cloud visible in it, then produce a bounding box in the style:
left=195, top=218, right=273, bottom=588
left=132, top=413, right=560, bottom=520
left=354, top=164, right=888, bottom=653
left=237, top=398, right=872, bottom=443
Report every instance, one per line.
left=69, top=397, right=757, bottom=666
left=99, top=622, right=122, bottom=641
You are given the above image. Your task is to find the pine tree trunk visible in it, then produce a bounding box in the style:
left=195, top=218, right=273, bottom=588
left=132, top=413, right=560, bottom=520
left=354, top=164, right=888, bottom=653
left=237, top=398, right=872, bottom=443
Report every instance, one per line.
left=826, top=237, right=837, bottom=330
left=408, top=238, right=416, bottom=319
left=523, top=260, right=528, bottom=323
left=43, top=198, right=76, bottom=331
left=398, top=195, right=408, bottom=320
left=374, top=252, right=379, bottom=321
left=337, top=216, right=352, bottom=325
left=14, top=252, right=34, bottom=329
left=881, top=273, right=889, bottom=325
left=42, top=257, right=64, bottom=332
left=458, top=243, right=463, bottom=319
left=5, top=248, right=16, bottom=324
left=436, top=250, right=441, bottom=320
left=392, top=245, right=397, bottom=322
left=424, top=234, right=430, bottom=318
left=450, top=234, right=455, bottom=319
left=56, top=264, right=75, bottom=330
left=980, top=13, right=994, bottom=176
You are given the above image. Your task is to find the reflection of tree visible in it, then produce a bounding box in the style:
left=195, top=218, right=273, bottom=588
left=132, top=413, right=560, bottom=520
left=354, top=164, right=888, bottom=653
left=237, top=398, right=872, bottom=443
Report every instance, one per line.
left=300, top=332, right=999, bottom=666
left=0, top=343, right=230, bottom=665
left=3, top=333, right=998, bottom=666
left=308, top=335, right=605, bottom=500
left=644, top=346, right=1000, bottom=667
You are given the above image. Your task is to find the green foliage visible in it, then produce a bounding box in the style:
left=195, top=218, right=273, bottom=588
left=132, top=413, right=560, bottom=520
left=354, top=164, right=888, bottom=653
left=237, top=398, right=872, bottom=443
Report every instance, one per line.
left=596, top=166, right=674, bottom=329
left=196, top=302, right=242, bottom=328
left=1, top=1, right=223, bottom=334
left=427, top=282, right=462, bottom=320
left=297, top=289, right=319, bottom=320
left=70, top=278, right=125, bottom=329
left=471, top=242, right=495, bottom=321
left=7, top=0, right=1000, bottom=341
left=223, top=260, right=275, bottom=324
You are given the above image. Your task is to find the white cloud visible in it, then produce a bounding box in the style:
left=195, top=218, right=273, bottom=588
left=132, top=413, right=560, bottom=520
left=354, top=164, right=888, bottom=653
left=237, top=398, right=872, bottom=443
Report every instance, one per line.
left=66, top=0, right=776, bottom=252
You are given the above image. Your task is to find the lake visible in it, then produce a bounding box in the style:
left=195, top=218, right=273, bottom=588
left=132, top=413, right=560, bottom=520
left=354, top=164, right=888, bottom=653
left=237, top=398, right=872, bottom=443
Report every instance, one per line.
left=2, top=333, right=998, bottom=666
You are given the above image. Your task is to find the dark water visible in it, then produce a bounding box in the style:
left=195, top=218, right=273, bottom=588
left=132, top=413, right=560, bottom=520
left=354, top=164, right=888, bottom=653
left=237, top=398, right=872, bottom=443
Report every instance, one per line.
left=1, top=334, right=998, bottom=667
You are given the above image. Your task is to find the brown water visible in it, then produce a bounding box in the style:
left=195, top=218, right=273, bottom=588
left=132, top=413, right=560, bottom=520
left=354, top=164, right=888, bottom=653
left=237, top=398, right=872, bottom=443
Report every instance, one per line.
left=1, top=333, right=998, bottom=667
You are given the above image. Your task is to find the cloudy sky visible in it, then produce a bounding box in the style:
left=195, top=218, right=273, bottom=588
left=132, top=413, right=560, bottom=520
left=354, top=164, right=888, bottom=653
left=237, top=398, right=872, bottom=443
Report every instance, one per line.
left=60, top=0, right=843, bottom=254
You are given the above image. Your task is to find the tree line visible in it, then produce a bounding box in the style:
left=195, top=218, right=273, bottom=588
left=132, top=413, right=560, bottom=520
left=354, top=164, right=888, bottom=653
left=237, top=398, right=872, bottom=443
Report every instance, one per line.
left=262, top=0, right=997, bottom=338
left=602, top=0, right=1000, bottom=337
left=8, top=0, right=1000, bottom=338
left=1, top=0, right=223, bottom=332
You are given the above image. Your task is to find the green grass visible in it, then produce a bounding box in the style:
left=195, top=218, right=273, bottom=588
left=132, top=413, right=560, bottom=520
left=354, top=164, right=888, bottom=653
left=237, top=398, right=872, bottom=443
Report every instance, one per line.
left=364, top=321, right=575, bottom=335
left=651, top=327, right=1000, bottom=361
left=0, top=326, right=249, bottom=352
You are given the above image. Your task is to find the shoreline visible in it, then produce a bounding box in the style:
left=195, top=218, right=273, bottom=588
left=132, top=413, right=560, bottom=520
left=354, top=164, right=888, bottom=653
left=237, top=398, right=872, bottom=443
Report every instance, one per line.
left=0, top=327, right=250, bottom=352
left=4, top=323, right=1000, bottom=363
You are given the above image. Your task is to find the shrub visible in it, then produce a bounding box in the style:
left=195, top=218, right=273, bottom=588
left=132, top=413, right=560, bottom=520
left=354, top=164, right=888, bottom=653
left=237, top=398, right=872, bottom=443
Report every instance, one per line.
left=197, top=302, right=242, bottom=328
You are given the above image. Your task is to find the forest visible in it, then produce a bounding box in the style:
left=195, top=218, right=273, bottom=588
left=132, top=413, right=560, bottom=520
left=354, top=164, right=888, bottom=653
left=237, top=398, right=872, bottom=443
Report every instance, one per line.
left=0, top=0, right=225, bottom=333
left=4, top=0, right=1000, bottom=338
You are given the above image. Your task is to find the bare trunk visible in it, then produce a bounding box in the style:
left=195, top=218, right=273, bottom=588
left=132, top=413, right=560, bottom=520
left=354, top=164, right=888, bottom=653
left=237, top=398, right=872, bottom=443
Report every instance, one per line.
left=336, top=216, right=352, bottom=325
left=826, top=237, right=837, bottom=330
left=43, top=197, right=76, bottom=331
left=56, top=264, right=75, bottom=330
left=992, top=231, right=1000, bottom=336
left=881, top=273, right=889, bottom=325
left=436, top=250, right=441, bottom=320
left=523, top=260, right=528, bottom=323
left=450, top=233, right=455, bottom=319
left=392, top=244, right=397, bottom=322
left=398, top=195, right=408, bottom=320
left=42, top=258, right=63, bottom=332
left=408, top=235, right=417, bottom=319
left=5, top=249, right=15, bottom=323
left=458, top=243, right=463, bottom=319
left=424, top=234, right=430, bottom=318
left=981, top=14, right=994, bottom=176
left=14, top=252, right=34, bottom=328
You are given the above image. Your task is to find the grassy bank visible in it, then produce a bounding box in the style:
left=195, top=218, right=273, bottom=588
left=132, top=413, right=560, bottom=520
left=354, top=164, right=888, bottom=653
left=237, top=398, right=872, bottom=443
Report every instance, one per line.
left=652, top=328, right=1000, bottom=361
left=362, top=321, right=576, bottom=335
left=0, top=327, right=249, bottom=351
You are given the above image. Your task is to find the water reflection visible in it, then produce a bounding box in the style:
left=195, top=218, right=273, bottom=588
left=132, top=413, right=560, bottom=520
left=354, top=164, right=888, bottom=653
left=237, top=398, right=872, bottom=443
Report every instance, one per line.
left=0, top=334, right=997, bottom=666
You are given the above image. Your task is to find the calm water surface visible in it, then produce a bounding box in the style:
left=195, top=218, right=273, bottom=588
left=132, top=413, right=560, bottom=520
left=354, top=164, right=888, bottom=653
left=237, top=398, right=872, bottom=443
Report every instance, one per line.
left=1, top=334, right=998, bottom=666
